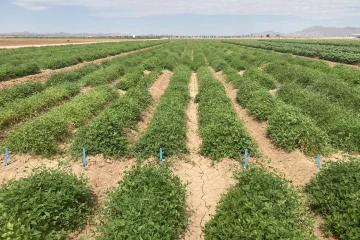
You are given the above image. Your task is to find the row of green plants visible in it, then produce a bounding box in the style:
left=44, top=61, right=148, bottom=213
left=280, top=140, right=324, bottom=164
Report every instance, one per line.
left=45, top=63, right=101, bottom=87
left=96, top=164, right=187, bottom=239
left=207, top=41, right=360, bottom=154
left=264, top=62, right=360, bottom=114
left=134, top=65, right=191, bottom=158
left=0, top=40, right=168, bottom=81
left=191, top=43, right=206, bottom=71
left=0, top=83, right=80, bottom=129
left=196, top=66, right=258, bottom=159
left=260, top=38, right=360, bottom=47
left=204, top=166, right=316, bottom=239
left=0, top=81, right=45, bottom=107
left=201, top=43, right=331, bottom=155
left=224, top=40, right=360, bottom=64
left=258, top=39, right=360, bottom=53
left=305, top=157, right=360, bottom=240
left=276, top=83, right=360, bottom=152
left=1, top=85, right=118, bottom=156
left=224, top=67, right=331, bottom=156
left=70, top=70, right=161, bottom=157
left=220, top=40, right=360, bottom=86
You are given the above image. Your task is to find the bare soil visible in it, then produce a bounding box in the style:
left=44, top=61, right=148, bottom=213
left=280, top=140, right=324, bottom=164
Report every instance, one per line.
left=0, top=45, right=161, bottom=90
left=174, top=73, right=240, bottom=240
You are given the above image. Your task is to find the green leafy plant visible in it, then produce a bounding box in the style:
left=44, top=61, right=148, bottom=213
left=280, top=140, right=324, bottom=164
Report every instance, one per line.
left=96, top=164, right=187, bottom=239
left=305, top=157, right=360, bottom=239
left=204, top=167, right=316, bottom=239
left=0, top=167, right=94, bottom=240
left=267, top=103, right=332, bottom=156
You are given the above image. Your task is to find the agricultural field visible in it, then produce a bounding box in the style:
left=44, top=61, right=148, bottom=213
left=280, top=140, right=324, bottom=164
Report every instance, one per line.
left=1, top=39, right=360, bottom=240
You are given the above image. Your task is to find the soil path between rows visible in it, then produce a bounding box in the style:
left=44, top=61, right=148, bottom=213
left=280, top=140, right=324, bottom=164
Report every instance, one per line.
left=174, top=72, right=240, bottom=240
left=212, top=68, right=335, bottom=240
left=0, top=45, right=162, bottom=90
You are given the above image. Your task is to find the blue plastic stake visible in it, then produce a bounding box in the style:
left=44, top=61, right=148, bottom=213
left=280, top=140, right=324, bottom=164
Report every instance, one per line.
left=82, top=148, right=87, bottom=167
left=276, top=84, right=279, bottom=92
left=80, top=82, right=83, bottom=88
left=162, top=66, right=164, bottom=71
left=146, top=83, right=149, bottom=89
left=4, top=148, right=8, bottom=166
left=316, top=154, right=321, bottom=169
left=244, top=149, right=248, bottom=167
left=114, top=82, right=117, bottom=88
left=159, top=148, right=163, bottom=165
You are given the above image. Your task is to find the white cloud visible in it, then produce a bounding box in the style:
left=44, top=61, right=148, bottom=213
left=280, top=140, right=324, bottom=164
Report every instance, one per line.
left=11, top=0, right=360, bottom=19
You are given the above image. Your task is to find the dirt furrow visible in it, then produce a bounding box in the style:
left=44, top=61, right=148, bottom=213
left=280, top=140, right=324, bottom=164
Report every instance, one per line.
left=174, top=72, right=240, bottom=240
left=0, top=45, right=162, bottom=90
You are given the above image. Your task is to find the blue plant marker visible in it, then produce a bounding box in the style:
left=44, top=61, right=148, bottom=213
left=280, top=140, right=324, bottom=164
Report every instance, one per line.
left=244, top=149, right=248, bottom=167
left=4, top=148, right=9, bottom=166
left=162, top=66, right=164, bottom=71
left=114, top=82, right=117, bottom=88
left=276, top=84, right=279, bottom=92
left=82, top=148, right=87, bottom=167
left=146, top=83, right=149, bottom=89
left=316, top=154, right=321, bottom=169
left=80, top=82, right=83, bottom=88
left=159, top=148, right=163, bottom=165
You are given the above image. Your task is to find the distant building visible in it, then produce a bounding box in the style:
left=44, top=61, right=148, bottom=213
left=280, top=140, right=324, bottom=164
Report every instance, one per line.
left=353, top=34, right=360, bottom=38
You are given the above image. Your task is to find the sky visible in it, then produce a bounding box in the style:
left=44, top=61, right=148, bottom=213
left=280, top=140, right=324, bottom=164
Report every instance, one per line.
left=0, top=0, right=359, bottom=35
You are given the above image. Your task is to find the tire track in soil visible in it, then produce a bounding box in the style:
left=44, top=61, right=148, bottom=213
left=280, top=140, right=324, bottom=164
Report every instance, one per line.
left=212, top=68, right=335, bottom=240
left=174, top=72, right=240, bottom=240
left=0, top=45, right=163, bottom=90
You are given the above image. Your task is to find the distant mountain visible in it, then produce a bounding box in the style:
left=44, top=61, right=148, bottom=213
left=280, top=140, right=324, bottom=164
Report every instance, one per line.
left=250, top=31, right=284, bottom=37
left=0, top=32, right=129, bottom=37
left=287, top=26, right=360, bottom=37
